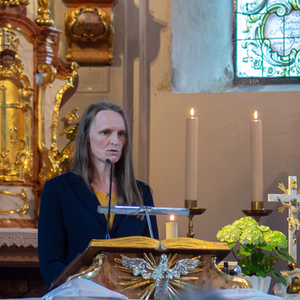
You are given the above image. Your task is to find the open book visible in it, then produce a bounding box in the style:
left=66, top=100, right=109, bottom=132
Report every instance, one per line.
left=90, top=236, right=229, bottom=251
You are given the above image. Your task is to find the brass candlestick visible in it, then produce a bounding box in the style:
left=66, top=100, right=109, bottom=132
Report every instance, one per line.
left=185, top=200, right=206, bottom=238
left=242, top=201, right=273, bottom=224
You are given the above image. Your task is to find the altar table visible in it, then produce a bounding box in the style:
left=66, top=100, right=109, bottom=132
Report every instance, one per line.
left=50, top=236, right=250, bottom=299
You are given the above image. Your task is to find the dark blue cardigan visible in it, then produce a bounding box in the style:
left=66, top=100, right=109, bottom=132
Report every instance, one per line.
left=38, top=171, right=159, bottom=287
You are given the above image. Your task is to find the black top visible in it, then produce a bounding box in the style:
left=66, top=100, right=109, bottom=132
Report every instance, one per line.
left=38, top=171, right=159, bottom=287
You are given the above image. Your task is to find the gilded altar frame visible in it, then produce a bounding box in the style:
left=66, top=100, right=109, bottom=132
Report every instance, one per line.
left=0, top=1, right=78, bottom=228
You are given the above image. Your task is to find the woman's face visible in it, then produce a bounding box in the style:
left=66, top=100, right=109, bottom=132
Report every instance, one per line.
left=89, top=110, right=127, bottom=167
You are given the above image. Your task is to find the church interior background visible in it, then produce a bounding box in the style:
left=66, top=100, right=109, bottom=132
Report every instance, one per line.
left=1, top=0, right=300, bottom=297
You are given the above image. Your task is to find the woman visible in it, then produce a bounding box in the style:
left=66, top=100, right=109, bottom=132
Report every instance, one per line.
left=38, top=102, right=159, bottom=288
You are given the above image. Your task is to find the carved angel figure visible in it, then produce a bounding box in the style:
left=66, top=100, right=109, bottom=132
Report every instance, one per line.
left=122, top=254, right=199, bottom=300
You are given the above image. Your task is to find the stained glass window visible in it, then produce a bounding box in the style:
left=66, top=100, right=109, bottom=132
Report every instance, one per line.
left=235, top=0, right=300, bottom=82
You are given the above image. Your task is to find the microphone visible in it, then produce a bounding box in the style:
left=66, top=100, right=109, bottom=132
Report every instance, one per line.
left=105, top=158, right=113, bottom=239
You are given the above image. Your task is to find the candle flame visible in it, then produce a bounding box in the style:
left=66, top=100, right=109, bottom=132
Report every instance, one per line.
left=170, top=215, right=175, bottom=221
left=190, top=108, right=194, bottom=117
left=254, top=111, right=258, bottom=120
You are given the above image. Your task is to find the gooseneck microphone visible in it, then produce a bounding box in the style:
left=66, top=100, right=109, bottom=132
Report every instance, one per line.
left=105, top=158, right=113, bottom=239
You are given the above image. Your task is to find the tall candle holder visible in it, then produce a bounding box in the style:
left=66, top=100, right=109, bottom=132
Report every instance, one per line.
left=185, top=200, right=206, bottom=238
left=242, top=201, right=272, bottom=224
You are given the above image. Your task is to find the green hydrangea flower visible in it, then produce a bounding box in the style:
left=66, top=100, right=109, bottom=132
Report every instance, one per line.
left=233, top=216, right=257, bottom=231
left=271, top=231, right=287, bottom=248
left=239, top=226, right=264, bottom=245
left=216, top=216, right=293, bottom=284
left=216, top=224, right=240, bottom=243
left=258, top=225, right=270, bottom=232
left=262, top=229, right=287, bottom=248
left=262, top=229, right=273, bottom=244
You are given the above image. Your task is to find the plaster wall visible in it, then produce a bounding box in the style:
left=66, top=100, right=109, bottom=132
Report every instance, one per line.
left=148, top=0, right=300, bottom=277
left=148, top=0, right=300, bottom=242
left=171, top=0, right=234, bottom=93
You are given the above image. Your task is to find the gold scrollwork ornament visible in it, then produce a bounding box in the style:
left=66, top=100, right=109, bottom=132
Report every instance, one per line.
left=64, top=3, right=114, bottom=65
left=0, top=188, right=29, bottom=216
left=68, top=7, right=107, bottom=42
left=211, top=257, right=251, bottom=289
left=66, top=253, right=106, bottom=282
left=37, top=62, right=79, bottom=184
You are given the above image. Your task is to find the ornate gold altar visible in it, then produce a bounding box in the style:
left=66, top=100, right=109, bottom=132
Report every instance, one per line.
left=0, top=1, right=79, bottom=297
left=0, top=0, right=79, bottom=229
left=51, top=237, right=249, bottom=299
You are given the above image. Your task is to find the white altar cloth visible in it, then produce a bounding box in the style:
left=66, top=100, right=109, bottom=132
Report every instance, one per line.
left=2, top=289, right=287, bottom=300
left=0, top=227, right=38, bottom=247
left=43, top=278, right=128, bottom=300
left=42, top=279, right=285, bottom=300
left=203, top=289, right=284, bottom=300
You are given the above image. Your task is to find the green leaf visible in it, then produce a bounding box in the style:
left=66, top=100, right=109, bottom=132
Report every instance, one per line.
left=270, top=270, right=287, bottom=286
left=259, top=244, right=273, bottom=252
left=255, top=270, right=266, bottom=277
left=237, top=248, right=252, bottom=256
left=227, top=242, right=236, bottom=249
left=252, top=251, right=266, bottom=262
left=274, top=248, right=294, bottom=262
left=245, top=244, right=255, bottom=251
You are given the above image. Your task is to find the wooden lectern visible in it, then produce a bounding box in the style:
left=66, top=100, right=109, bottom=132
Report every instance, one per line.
left=50, top=236, right=249, bottom=300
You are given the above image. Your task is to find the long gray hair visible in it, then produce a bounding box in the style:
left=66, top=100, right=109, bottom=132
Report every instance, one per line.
left=71, top=102, right=143, bottom=206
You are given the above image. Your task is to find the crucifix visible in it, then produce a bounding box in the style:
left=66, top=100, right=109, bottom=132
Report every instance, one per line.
left=268, top=176, right=300, bottom=263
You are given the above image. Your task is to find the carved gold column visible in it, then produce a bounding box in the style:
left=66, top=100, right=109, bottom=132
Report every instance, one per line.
left=35, top=0, right=54, bottom=26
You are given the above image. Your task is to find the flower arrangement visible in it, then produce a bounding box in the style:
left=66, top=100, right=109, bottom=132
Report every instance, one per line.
left=216, top=216, right=294, bottom=285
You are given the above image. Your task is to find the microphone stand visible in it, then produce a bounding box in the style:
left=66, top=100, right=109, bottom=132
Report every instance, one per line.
left=105, top=159, right=113, bottom=239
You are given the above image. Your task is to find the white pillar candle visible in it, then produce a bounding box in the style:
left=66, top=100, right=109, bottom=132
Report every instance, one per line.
left=185, top=108, right=198, bottom=200
left=166, top=215, right=178, bottom=239
left=250, top=111, right=263, bottom=203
